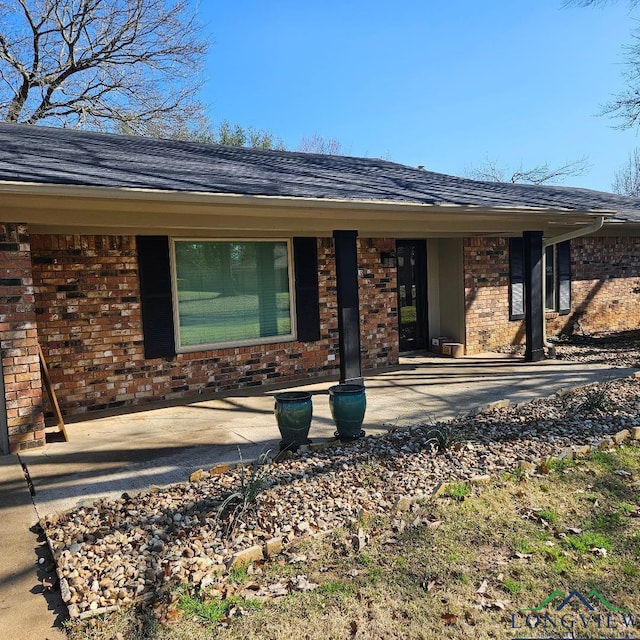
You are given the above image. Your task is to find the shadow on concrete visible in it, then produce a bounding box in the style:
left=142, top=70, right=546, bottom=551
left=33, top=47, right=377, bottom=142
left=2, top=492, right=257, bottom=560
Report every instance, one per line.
left=30, top=522, right=67, bottom=628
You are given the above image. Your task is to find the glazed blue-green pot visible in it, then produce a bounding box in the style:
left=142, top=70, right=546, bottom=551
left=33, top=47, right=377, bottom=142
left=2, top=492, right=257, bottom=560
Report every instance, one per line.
left=274, top=391, right=312, bottom=451
left=328, top=384, right=366, bottom=439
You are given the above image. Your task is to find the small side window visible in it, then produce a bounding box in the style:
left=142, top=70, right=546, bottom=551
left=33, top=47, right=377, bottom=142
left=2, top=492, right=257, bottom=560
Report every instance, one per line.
left=509, top=237, right=525, bottom=320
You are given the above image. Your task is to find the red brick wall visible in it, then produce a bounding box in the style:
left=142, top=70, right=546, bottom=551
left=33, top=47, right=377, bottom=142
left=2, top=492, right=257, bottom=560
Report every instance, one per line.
left=547, top=235, right=640, bottom=336
left=464, top=235, right=640, bottom=353
left=30, top=234, right=398, bottom=420
left=358, top=238, right=399, bottom=368
left=463, top=237, right=523, bottom=353
left=0, top=223, right=45, bottom=452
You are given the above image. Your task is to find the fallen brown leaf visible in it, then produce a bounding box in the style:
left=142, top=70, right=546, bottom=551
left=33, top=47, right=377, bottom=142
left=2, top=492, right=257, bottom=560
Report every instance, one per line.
left=476, top=579, right=489, bottom=595
left=441, top=613, right=458, bottom=625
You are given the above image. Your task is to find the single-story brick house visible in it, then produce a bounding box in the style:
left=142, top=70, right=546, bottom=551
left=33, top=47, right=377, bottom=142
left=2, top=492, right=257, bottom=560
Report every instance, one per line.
left=1, top=123, right=640, bottom=453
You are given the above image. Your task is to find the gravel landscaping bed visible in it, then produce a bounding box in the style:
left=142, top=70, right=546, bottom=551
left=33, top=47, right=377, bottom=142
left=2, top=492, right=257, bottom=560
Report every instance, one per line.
left=42, top=365, right=640, bottom=620
left=498, top=329, right=640, bottom=368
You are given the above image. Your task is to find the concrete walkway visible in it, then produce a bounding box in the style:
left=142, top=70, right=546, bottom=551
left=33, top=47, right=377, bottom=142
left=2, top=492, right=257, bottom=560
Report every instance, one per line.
left=1, top=352, right=638, bottom=638
left=18, top=353, right=639, bottom=518
left=0, top=457, right=66, bottom=639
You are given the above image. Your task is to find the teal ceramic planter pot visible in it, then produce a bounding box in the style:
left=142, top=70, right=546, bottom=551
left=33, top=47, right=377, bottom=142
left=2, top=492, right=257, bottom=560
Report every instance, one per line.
left=274, top=391, right=312, bottom=451
left=328, top=384, right=366, bottom=440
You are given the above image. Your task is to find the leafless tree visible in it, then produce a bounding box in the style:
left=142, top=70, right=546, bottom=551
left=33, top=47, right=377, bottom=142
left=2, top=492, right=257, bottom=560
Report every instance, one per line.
left=297, top=133, right=343, bottom=155
left=0, top=0, right=207, bottom=134
left=566, top=0, right=640, bottom=128
left=612, top=147, right=640, bottom=195
left=466, top=156, right=590, bottom=185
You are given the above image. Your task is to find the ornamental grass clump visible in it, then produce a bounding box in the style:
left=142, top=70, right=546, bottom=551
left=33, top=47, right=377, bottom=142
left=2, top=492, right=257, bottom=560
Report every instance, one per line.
left=579, top=382, right=612, bottom=413
left=217, top=450, right=272, bottom=538
left=422, top=421, right=467, bottom=453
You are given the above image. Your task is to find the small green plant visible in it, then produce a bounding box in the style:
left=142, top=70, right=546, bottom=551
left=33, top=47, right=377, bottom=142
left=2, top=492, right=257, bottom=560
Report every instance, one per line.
left=228, top=564, right=249, bottom=584
left=511, top=465, right=527, bottom=482
left=547, top=457, right=574, bottom=472
left=538, top=509, right=559, bottom=525
left=367, top=567, right=382, bottom=581
left=445, top=482, right=470, bottom=501
left=178, top=594, right=228, bottom=623
left=218, top=449, right=272, bottom=538
left=552, top=555, right=573, bottom=575
left=319, top=580, right=352, bottom=595
left=514, top=539, right=534, bottom=555
left=503, top=578, right=522, bottom=595
left=617, top=502, right=637, bottom=514
left=580, top=382, right=612, bottom=412
left=422, top=421, right=466, bottom=453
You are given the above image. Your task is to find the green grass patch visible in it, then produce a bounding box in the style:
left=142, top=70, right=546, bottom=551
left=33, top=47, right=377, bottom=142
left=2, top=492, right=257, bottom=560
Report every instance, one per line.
left=617, top=502, right=637, bottom=514
left=588, top=450, right=618, bottom=471
left=546, top=457, right=575, bottom=472
left=228, top=564, right=250, bottom=584
left=178, top=593, right=261, bottom=624
left=514, top=538, right=535, bottom=554
left=537, top=508, right=559, bottom=524
left=318, top=580, right=352, bottom=596
left=565, top=531, right=612, bottom=553
left=502, top=578, right=522, bottom=595
left=445, top=482, right=470, bottom=501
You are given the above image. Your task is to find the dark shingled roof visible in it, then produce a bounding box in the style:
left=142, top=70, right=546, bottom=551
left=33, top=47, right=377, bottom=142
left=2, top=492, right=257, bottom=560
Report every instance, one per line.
left=2, top=122, right=640, bottom=222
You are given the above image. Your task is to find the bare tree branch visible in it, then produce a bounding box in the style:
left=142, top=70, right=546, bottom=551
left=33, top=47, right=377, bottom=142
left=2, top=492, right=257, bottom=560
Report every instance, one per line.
left=563, top=0, right=639, bottom=7
left=0, top=0, right=208, bottom=133
left=466, top=156, right=591, bottom=185
left=297, top=133, right=344, bottom=155
left=612, top=147, right=640, bottom=195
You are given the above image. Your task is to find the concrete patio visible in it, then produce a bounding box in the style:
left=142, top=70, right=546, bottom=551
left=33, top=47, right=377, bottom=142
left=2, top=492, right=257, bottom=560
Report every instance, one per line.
left=18, top=352, right=639, bottom=518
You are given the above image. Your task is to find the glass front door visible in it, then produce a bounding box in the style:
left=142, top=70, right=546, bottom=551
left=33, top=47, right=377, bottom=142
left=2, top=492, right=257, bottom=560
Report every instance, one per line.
left=396, top=240, right=427, bottom=352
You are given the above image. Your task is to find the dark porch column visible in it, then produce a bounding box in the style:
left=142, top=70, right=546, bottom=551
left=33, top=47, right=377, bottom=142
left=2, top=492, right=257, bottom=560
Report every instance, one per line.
left=523, top=230, right=545, bottom=362
left=333, top=230, right=362, bottom=383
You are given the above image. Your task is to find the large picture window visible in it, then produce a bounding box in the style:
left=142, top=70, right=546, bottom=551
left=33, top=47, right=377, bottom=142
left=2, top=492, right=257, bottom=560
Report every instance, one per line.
left=172, top=240, right=294, bottom=350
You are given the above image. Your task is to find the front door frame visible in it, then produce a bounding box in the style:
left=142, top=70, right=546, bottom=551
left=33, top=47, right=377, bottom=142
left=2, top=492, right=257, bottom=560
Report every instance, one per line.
left=396, top=239, right=428, bottom=352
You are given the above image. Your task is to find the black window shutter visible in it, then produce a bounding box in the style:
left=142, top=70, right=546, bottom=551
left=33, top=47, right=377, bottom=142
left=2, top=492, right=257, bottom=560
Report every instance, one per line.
left=509, top=237, right=525, bottom=320
left=137, top=236, right=176, bottom=359
left=557, top=240, right=571, bottom=315
left=293, top=237, right=321, bottom=342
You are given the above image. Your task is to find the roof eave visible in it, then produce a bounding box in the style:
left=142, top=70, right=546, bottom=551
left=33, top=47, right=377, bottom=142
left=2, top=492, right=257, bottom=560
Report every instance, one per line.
left=0, top=180, right=620, bottom=238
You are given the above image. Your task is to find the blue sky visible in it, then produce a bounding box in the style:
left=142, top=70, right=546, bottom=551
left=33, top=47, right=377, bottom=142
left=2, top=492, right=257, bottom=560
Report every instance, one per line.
left=199, top=1, right=639, bottom=192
